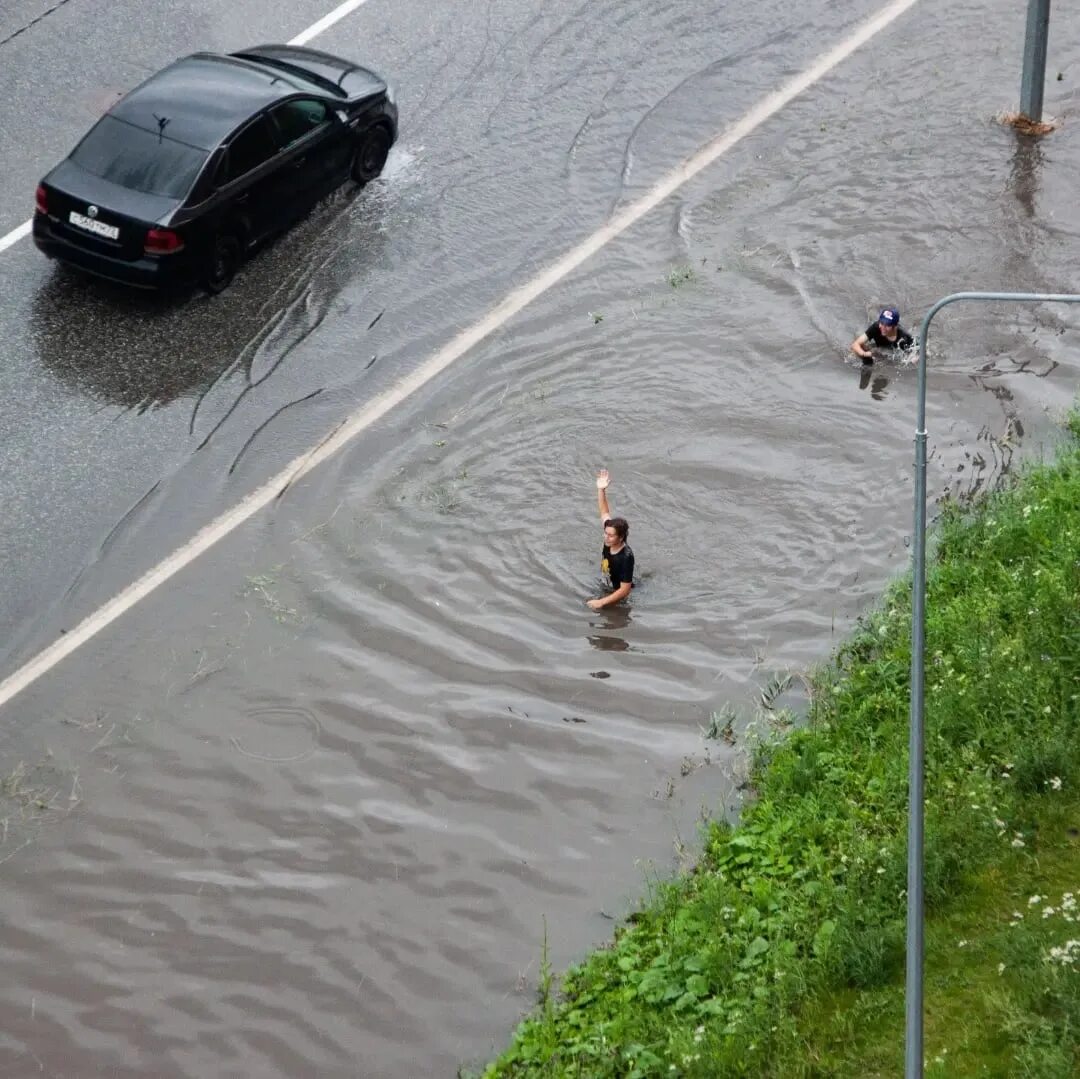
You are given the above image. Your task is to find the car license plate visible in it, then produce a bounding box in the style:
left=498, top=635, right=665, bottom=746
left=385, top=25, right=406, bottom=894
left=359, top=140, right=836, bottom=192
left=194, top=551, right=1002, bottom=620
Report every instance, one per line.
left=68, top=211, right=119, bottom=240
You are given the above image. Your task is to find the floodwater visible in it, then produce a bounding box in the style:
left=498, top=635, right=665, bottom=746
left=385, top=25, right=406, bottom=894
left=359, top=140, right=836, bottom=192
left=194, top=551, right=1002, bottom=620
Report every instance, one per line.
left=2, top=0, right=1080, bottom=1075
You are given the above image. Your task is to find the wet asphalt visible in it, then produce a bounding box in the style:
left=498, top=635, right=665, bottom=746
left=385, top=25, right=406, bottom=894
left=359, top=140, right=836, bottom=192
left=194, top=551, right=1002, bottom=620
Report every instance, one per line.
left=0, top=0, right=375, bottom=663
left=0, top=0, right=899, bottom=671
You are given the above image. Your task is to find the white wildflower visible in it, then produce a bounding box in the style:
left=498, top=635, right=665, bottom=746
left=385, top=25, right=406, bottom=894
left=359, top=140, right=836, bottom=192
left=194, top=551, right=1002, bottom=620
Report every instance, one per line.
left=998, top=962, right=1006, bottom=975
left=1047, top=940, right=1080, bottom=966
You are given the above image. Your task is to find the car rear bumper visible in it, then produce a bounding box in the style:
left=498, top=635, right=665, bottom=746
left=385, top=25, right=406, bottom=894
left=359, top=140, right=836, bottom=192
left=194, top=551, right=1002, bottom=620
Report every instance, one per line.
left=32, top=213, right=196, bottom=290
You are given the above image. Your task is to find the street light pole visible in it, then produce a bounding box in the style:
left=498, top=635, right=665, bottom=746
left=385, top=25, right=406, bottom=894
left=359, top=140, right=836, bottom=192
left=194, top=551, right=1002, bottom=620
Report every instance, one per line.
left=906, top=291, right=1080, bottom=1079
left=1019, top=0, right=1052, bottom=122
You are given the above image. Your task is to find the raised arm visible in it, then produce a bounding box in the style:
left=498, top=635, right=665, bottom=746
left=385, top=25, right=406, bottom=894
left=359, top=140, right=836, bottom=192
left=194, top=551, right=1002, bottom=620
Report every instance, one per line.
left=596, top=468, right=612, bottom=523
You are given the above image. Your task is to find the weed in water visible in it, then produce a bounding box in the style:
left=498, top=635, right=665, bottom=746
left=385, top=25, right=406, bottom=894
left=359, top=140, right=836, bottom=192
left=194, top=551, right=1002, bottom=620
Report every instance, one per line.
left=240, top=570, right=301, bottom=624
left=666, top=265, right=696, bottom=288
left=758, top=671, right=793, bottom=711
left=702, top=703, right=737, bottom=744
left=0, top=755, right=80, bottom=867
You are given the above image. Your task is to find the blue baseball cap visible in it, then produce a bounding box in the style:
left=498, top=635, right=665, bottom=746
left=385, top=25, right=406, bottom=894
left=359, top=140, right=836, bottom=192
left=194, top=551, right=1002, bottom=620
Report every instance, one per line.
left=879, top=308, right=900, bottom=326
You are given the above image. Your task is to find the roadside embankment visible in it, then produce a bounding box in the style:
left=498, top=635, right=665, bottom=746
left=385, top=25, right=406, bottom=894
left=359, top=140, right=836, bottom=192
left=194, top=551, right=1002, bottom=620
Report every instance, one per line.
left=479, top=413, right=1080, bottom=1078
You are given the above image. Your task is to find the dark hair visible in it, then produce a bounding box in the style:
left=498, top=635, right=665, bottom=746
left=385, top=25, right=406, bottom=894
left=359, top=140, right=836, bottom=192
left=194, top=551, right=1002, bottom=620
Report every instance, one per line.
left=604, top=517, right=629, bottom=541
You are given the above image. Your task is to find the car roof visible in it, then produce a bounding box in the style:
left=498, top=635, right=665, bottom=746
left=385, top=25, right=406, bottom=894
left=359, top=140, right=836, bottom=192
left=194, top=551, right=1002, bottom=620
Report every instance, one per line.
left=108, top=53, right=316, bottom=151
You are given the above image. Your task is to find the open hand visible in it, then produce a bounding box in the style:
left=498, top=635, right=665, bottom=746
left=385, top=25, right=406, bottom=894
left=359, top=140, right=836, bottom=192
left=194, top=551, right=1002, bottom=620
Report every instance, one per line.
left=596, top=468, right=610, bottom=490
left=586, top=598, right=604, bottom=610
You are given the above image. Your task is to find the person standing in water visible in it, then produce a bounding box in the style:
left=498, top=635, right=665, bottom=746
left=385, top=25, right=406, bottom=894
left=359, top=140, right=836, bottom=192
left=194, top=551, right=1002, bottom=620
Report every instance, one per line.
left=850, top=307, right=914, bottom=362
left=588, top=468, right=634, bottom=610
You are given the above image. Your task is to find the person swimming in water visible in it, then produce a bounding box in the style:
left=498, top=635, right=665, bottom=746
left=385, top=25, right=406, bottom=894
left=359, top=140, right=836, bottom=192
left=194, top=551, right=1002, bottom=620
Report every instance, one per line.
left=850, top=307, right=914, bottom=363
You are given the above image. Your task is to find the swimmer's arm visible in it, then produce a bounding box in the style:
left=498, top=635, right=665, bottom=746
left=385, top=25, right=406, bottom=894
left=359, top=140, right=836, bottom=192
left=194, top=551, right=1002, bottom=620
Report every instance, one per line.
left=851, top=332, right=874, bottom=359
left=596, top=468, right=612, bottom=523
left=587, top=581, right=632, bottom=609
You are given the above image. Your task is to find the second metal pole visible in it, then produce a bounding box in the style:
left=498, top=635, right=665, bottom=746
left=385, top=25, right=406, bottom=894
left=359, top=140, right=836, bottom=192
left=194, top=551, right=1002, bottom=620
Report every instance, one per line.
left=906, top=291, right=1080, bottom=1079
left=905, top=312, right=932, bottom=1079
left=1019, top=0, right=1051, bottom=121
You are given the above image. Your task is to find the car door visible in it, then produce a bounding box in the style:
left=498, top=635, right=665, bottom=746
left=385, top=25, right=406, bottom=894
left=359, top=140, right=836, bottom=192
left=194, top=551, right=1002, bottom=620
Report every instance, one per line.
left=266, top=98, right=350, bottom=208
left=216, top=115, right=290, bottom=244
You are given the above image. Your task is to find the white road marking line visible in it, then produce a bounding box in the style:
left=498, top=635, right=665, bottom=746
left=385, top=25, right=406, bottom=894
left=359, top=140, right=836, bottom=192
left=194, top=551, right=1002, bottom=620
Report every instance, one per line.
left=0, top=0, right=375, bottom=252
left=0, top=219, right=31, bottom=254
left=288, top=0, right=373, bottom=46
left=0, top=0, right=922, bottom=711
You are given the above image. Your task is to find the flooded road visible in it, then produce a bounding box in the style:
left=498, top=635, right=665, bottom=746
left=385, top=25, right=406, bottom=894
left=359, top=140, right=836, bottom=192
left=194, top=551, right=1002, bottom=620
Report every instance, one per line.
left=2, top=0, right=1080, bottom=1075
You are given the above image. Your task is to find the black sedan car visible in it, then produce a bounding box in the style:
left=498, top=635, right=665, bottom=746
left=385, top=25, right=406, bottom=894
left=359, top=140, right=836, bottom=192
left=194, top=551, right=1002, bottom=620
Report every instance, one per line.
left=33, top=45, right=397, bottom=293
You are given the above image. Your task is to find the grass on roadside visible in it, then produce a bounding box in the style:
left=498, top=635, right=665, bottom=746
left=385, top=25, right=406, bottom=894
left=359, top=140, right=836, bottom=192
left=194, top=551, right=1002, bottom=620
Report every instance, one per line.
left=800, top=798, right=1080, bottom=1077
left=476, top=415, right=1080, bottom=1078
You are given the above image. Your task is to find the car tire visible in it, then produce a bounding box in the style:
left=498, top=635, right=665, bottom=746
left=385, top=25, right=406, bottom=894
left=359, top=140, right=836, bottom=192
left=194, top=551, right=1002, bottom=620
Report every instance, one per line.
left=351, top=125, right=392, bottom=185
left=201, top=233, right=242, bottom=295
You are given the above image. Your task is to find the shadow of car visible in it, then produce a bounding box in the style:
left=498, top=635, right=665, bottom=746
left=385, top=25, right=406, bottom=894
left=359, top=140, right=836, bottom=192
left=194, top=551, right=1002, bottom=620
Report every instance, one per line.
left=33, top=44, right=397, bottom=294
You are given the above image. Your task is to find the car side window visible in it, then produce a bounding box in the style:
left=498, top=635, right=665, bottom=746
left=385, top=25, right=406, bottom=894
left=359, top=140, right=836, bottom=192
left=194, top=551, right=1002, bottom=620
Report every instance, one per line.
left=220, top=118, right=278, bottom=185
left=269, top=99, right=329, bottom=147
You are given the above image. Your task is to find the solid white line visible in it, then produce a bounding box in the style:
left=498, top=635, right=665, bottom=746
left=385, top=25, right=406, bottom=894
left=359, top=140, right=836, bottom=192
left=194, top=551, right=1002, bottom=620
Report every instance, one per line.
left=0, top=0, right=375, bottom=253
left=0, top=0, right=922, bottom=712
left=288, top=0, right=373, bottom=46
left=0, top=219, right=31, bottom=254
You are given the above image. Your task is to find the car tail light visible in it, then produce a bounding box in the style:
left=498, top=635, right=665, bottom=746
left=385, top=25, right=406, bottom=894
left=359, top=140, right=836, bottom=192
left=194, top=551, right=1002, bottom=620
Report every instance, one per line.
left=35, top=185, right=47, bottom=215
left=144, top=228, right=184, bottom=255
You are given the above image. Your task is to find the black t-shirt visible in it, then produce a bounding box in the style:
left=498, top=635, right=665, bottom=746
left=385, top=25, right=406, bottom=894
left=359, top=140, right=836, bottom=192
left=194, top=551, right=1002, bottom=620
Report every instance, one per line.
left=601, top=544, right=634, bottom=590
left=865, top=322, right=914, bottom=351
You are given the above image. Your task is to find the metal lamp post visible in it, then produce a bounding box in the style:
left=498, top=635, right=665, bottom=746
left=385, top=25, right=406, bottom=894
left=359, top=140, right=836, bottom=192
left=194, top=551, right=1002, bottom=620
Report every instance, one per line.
left=1020, top=0, right=1052, bottom=122
left=905, top=291, right=1080, bottom=1079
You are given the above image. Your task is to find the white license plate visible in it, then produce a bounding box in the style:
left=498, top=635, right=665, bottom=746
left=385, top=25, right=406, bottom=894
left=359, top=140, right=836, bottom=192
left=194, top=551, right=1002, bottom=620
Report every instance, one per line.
left=68, top=211, right=119, bottom=240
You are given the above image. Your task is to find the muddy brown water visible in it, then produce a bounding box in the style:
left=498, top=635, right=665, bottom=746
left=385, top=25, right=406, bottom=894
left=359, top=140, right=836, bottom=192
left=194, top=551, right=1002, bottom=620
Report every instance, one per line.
left=3, top=0, right=1080, bottom=1075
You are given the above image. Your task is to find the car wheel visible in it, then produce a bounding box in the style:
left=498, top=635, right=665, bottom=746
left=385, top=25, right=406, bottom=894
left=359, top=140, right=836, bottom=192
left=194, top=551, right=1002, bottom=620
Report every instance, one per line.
left=201, top=233, right=242, bottom=295
left=351, top=125, right=392, bottom=185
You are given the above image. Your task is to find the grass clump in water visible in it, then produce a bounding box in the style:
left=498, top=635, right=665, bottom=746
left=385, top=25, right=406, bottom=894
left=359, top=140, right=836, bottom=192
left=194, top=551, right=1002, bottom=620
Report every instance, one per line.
left=476, top=414, right=1080, bottom=1078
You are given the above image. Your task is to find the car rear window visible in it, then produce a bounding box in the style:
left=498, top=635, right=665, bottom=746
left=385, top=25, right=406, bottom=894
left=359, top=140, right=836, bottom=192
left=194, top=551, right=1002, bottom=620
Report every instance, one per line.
left=70, top=115, right=209, bottom=200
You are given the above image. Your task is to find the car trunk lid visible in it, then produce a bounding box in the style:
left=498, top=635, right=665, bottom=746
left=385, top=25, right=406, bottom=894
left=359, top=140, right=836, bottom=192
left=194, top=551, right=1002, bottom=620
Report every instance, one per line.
left=42, top=160, right=182, bottom=261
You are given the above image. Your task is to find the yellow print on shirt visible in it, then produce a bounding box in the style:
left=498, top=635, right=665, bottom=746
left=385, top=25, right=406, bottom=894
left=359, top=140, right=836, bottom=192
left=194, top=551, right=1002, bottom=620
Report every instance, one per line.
left=601, top=556, right=610, bottom=576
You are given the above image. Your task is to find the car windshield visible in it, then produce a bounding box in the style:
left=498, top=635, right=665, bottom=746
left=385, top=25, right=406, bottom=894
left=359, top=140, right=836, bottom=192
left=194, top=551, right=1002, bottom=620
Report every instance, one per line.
left=70, top=115, right=209, bottom=200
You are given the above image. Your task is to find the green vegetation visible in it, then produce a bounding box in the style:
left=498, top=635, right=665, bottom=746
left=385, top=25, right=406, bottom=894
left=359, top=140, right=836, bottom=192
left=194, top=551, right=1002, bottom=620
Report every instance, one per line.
left=479, top=416, right=1080, bottom=1078
left=665, top=265, right=696, bottom=289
